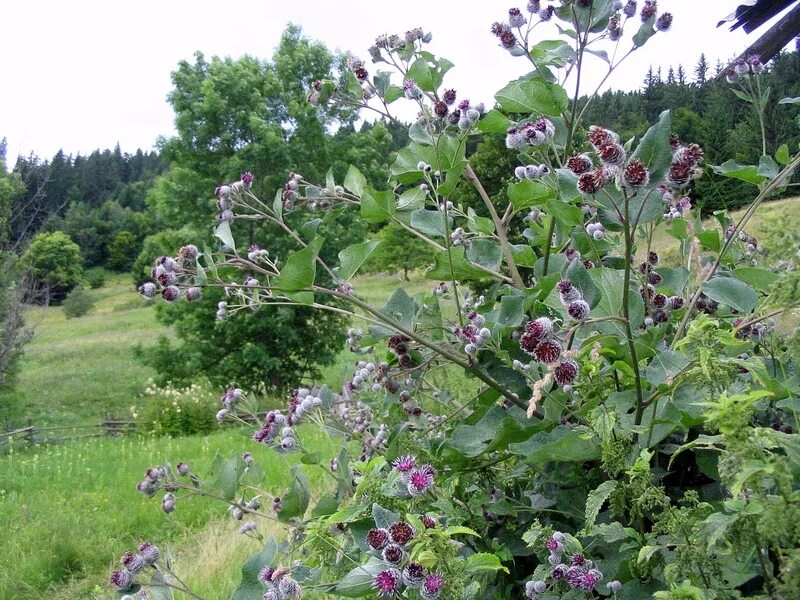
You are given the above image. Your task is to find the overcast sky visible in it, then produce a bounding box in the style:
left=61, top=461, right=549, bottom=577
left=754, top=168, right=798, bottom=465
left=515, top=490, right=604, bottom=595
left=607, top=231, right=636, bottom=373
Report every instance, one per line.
left=0, top=1, right=794, bottom=163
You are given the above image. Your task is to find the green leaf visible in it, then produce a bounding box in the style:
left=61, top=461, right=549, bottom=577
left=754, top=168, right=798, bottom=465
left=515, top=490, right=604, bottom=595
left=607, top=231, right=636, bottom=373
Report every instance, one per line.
left=361, top=189, right=396, bottom=224
left=312, top=493, right=340, bottom=518
left=405, top=54, right=453, bottom=92
left=390, top=138, right=465, bottom=183
left=344, top=165, right=367, bottom=197
left=477, top=109, right=511, bottom=134
left=645, top=349, right=690, bottom=387
left=546, top=198, right=583, bottom=226
left=734, top=267, right=778, bottom=293
left=335, top=240, right=382, bottom=281
left=511, top=244, right=537, bottom=267
left=584, top=480, right=617, bottom=534
left=231, top=537, right=279, bottom=600
left=410, top=208, right=451, bottom=238
left=213, top=220, right=235, bottom=250
left=379, top=288, right=418, bottom=330
left=711, top=160, right=765, bottom=185
left=448, top=406, right=543, bottom=457
left=758, top=154, right=780, bottom=180
left=630, top=110, right=672, bottom=185
left=696, top=229, right=720, bottom=252
left=776, top=144, right=791, bottom=165
left=495, top=79, right=568, bottom=116
left=444, top=525, right=481, bottom=537
left=384, top=85, right=404, bottom=104
left=701, top=277, right=759, bottom=313
left=211, top=455, right=246, bottom=501
left=508, top=180, right=556, bottom=210
left=274, top=244, right=318, bottom=292
left=396, top=187, right=427, bottom=211
left=148, top=572, right=175, bottom=600
left=426, top=246, right=489, bottom=281
left=464, top=553, right=510, bottom=575
left=372, top=503, right=401, bottom=529
left=529, top=39, right=575, bottom=67
left=277, top=466, right=310, bottom=521
left=589, top=268, right=645, bottom=334
left=632, top=14, right=656, bottom=47
left=510, top=425, right=601, bottom=464
left=325, top=167, right=335, bottom=193
left=778, top=96, right=800, bottom=105
left=466, top=239, right=503, bottom=271
left=335, top=557, right=387, bottom=597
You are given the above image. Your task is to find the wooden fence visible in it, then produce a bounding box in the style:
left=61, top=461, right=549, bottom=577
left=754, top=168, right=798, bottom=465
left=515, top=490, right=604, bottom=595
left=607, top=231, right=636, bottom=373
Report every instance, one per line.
left=0, top=416, right=137, bottom=449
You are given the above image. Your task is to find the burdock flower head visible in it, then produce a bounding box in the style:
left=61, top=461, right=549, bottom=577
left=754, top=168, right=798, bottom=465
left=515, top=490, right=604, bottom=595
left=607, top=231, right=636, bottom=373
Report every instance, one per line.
left=407, top=467, right=434, bottom=496
left=421, top=574, right=445, bottom=600
left=373, top=568, right=402, bottom=597
left=403, top=80, right=422, bottom=100
left=389, top=521, right=416, bottom=545
left=138, top=542, right=160, bottom=565
left=622, top=159, right=650, bottom=188
left=109, top=569, right=132, bottom=592
left=121, top=551, right=145, bottom=574
left=567, top=154, right=593, bottom=175
left=367, top=527, right=391, bottom=550
left=392, top=455, right=417, bottom=474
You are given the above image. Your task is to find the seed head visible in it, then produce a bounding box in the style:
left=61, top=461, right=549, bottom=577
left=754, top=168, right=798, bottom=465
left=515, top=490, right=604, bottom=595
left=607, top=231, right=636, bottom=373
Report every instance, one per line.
left=567, top=300, right=590, bottom=321
left=109, top=570, right=132, bottom=592
left=656, top=12, right=672, bottom=31
left=402, top=563, right=426, bottom=588
left=382, top=543, right=406, bottom=566
left=597, top=142, right=626, bottom=166
left=421, top=574, right=445, bottom=599
left=566, top=154, right=593, bottom=174
left=138, top=542, right=160, bottom=565
left=622, top=159, right=650, bottom=188
left=121, top=552, right=145, bottom=574
left=577, top=169, right=605, bottom=195
left=554, top=358, right=579, bottom=385
left=534, top=339, right=562, bottom=364
left=367, top=528, right=390, bottom=550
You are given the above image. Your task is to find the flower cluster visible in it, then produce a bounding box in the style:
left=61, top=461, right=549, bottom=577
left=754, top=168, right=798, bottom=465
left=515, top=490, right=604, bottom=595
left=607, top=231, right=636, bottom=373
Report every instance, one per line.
left=734, top=317, right=775, bottom=342
left=637, top=252, right=686, bottom=326
left=393, top=455, right=437, bottom=496
left=659, top=185, right=692, bottom=220
left=519, top=317, right=579, bottom=386
left=109, top=542, right=160, bottom=593
left=506, top=118, right=555, bottom=149
left=139, top=249, right=202, bottom=304
left=666, top=134, right=703, bottom=189
left=215, top=387, right=243, bottom=420
left=726, top=226, right=759, bottom=254
left=453, top=310, right=491, bottom=356
left=725, top=54, right=764, bottom=83
left=214, top=172, right=253, bottom=222
left=281, top=172, right=302, bottom=211
left=541, top=533, right=607, bottom=593
left=557, top=279, right=590, bottom=323
left=258, top=565, right=301, bottom=600
left=388, top=335, right=415, bottom=369
left=515, top=163, right=550, bottom=180
left=369, top=516, right=443, bottom=598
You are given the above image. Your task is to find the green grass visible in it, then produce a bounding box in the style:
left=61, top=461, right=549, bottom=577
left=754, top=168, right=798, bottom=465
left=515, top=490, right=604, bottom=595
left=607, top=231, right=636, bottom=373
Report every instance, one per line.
left=0, top=426, right=336, bottom=600
left=0, top=273, right=167, bottom=427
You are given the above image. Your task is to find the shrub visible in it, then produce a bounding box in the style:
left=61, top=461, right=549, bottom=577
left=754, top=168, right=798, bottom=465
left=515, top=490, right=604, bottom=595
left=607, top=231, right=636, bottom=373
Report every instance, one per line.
left=22, top=231, right=82, bottom=303
left=106, top=230, right=140, bottom=272
left=118, top=7, right=800, bottom=600
left=61, top=287, right=95, bottom=319
left=84, top=267, right=106, bottom=289
left=135, top=381, right=218, bottom=437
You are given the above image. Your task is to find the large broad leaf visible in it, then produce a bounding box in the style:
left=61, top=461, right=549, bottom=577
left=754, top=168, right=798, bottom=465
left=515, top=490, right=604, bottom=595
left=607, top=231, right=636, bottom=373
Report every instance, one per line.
left=477, top=109, right=510, bottom=134
left=390, top=137, right=465, bottom=183
left=410, top=208, right=452, bottom=238
left=711, top=160, right=765, bottom=185
left=148, top=572, right=174, bottom=600
left=277, top=466, right=310, bottom=521
left=447, top=406, right=543, bottom=457
left=734, top=267, right=779, bottom=293
left=630, top=110, right=672, bottom=188
left=211, top=455, right=246, bottom=501
left=464, top=553, right=509, bottom=575
left=632, top=14, right=656, bottom=47
left=231, top=537, right=279, bottom=600
left=584, top=480, right=618, bottom=534
left=701, top=277, right=759, bottom=313
left=361, top=189, right=396, bottom=224
left=510, top=425, right=601, bottom=464
left=274, top=244, right=319, bottom=293
left=344, top=165, right=367, bottom=197
left=213, top=219, right=235, bottom=250
left=466, top=239, right=503, bottom=271
left=379, top=288, right=418, bottom=330
left=405, top=53, right=454, bottom=92
left=335, top=557, right=387, bottom=597
left=529, top=40, right=575, bottom=67
left=335, top=240, right=382, bottom=281
left=645, top=349, right=690, bottom=387
left=508, top=180, right=556, bottom=210
left=589, top=268, right=645, bottom=335
left=495, top=79, right=568, bottom=116
left=426, top=246, right=490, bottom=281
left=372, top=503, right=401, bottom=529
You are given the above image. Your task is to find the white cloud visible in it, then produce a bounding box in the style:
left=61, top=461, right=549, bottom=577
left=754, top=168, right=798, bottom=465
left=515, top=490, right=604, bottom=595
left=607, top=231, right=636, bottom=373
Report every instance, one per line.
left=0, top=0, right=793, bottom=162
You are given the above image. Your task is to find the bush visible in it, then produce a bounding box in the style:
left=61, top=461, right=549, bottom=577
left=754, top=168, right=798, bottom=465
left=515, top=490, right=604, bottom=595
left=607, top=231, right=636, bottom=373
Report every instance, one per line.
left=22, top=231, right=82, bottom=303
left=135, top=381, right=218, bottom=437
left=84, top=267, right=106, bottom=289
left=61, top=287, right=95, bottom=319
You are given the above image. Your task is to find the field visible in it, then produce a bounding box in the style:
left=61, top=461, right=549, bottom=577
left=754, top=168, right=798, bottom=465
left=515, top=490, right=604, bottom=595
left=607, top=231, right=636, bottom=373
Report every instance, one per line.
left=0, top=196, right=795, bottom=599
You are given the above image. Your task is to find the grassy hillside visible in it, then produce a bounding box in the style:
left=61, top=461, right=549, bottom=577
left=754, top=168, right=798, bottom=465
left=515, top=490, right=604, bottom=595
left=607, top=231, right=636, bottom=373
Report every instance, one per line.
left=0, top=426, right=336, bottom=599
left=0, top=274, right=167, bottom=427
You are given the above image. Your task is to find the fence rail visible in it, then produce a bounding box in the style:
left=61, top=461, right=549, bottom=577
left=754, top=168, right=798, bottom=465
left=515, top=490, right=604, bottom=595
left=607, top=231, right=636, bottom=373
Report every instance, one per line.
left=0, top=416, right=137, bottom=449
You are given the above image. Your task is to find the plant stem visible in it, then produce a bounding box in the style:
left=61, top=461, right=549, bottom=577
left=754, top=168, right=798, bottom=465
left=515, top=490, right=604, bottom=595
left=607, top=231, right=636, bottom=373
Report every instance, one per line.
left=464, top=164, right=525, bottom=288
left=541, top=216, right=557, bottom=276
left=622, top=192, right=646, bottom=436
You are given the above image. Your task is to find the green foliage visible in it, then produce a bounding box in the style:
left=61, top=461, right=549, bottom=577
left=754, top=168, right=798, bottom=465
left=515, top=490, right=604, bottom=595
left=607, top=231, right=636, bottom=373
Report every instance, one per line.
left=135, top=381, right=218, bottom=436
left=369, top=223, right=431, bottom=279
left=83, top=267, right=106, bottom=289
left=22, top=231, right=82, bottom=302
left=61, top=286, right=95, bottom=319
left=106, top=230, right=140, bottom=271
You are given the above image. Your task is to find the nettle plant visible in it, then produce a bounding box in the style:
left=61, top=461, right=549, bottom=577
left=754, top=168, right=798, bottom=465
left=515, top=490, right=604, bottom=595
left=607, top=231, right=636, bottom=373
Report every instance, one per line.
left=124, top=2, right=800, bottom=599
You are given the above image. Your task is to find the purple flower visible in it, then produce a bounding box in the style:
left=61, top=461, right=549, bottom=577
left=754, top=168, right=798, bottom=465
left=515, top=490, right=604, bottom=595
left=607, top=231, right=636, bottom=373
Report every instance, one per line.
left=402, top=563, right=426, bottom=588
left=382, top=543, right=406, bottom=566
left=138, top=542, right=160, bottom=565
left=121, top=552, right=145, bottom=574
left=421, top=574, right=444, bottom=599
left=389, top=521, right=415, bottom=545
left=392, top=455, right=417, bottom=473
left=373, top=568, right=402, bottom=597
left=366, top=527, right=390, bottom=550
left=551, top=563, right=568, bottom=579
left=258, top=566, right=275, bottom=584
left=407, top=468, right=434, bottom=496
left=109, top=569, right=132, bottom=592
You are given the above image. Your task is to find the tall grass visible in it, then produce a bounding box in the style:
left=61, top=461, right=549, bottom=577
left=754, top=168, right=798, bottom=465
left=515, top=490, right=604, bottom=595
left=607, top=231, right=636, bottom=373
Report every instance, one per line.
left=0, top=426, right=336, bottom=599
